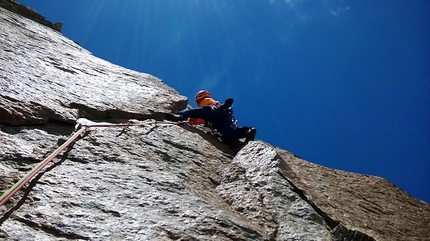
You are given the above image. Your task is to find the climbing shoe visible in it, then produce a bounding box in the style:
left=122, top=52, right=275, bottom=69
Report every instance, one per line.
left=245, top=128, right=257, bottom=143
left=220, top=98, right=234, bottom=111
left=166, top=113, right=183, bottom=122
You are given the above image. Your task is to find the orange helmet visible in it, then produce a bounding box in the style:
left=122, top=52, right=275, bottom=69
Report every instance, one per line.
left=195, top=90, right=211, bottom=103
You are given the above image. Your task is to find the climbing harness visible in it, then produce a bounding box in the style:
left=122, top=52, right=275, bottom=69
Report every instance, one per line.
left=0, top=119, right=178, bottom=206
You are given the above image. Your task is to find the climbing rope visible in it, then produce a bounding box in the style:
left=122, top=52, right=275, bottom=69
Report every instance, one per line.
left=0, top=119, right=179, bottom=206
left=0, top=125, right=88, bottom=206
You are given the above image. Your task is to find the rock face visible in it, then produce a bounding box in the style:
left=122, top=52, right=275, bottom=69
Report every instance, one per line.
left=0, top=0, right=62, bottom=31
left=1, top=6, right=429, bottom=241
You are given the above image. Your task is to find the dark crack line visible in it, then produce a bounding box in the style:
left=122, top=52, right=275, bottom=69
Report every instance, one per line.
left=163, top=139, right=206, bottom=156
left=115, top=126, right=131, bottom=137
left=175, top=124, right=236, bottom=155
left=14, top=216, right=90, bottom=240
left=276, top=158, right=376, bottom=241
left=143, top=124, right=157, bottom=135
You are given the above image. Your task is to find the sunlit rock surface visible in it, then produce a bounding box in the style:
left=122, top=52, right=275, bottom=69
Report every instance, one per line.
left=1, top=5, right=429, bottom=241
left=0, top=6, right=186, bottom=126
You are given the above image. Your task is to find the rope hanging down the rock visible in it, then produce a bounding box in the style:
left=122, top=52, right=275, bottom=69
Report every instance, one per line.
left=0, top=119, right=178, bottom=206
left=0, top=125, right=89, bottom=206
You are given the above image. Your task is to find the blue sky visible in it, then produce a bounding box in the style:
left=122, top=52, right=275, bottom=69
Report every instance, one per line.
left=16, top=0, right=429, bottom=203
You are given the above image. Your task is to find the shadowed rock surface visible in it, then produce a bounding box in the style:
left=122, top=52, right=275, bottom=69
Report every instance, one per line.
left=0, top=0, right=62, bottom=31
left=1, top=5, right=429, bottom=241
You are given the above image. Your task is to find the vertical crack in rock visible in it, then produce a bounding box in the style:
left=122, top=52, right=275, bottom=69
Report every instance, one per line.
left=275, top=147, right=430, bottom=241
left=217, top=141, right=333, bottom=240
left=276, top=154, right=376, bottom=241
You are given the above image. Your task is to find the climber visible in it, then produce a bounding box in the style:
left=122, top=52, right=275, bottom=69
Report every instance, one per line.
left=166, top=90, right=256, bottom=147
left=187, top=90, right=221, bottom=125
